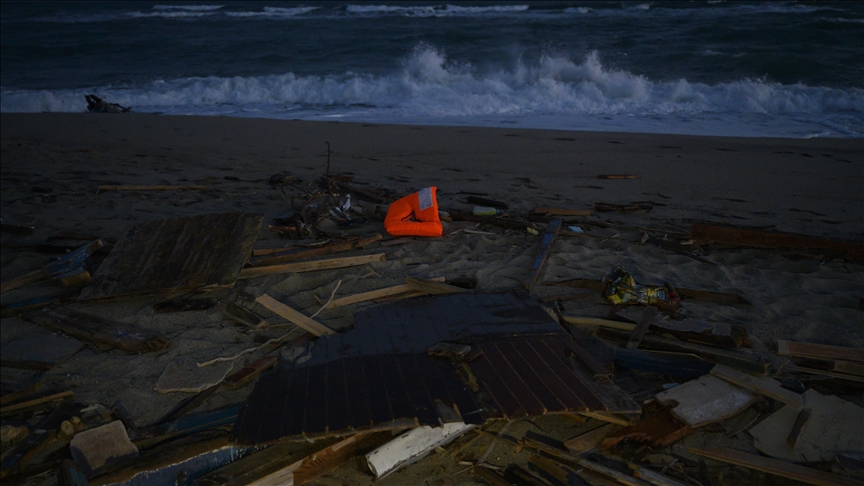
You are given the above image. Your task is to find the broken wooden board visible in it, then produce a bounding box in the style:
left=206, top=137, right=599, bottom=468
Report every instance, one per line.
left=330, top=276, right=446, bottom=308
left=613, top=348, right=714, bottom=380
left=249, top=233, right=382, bottom=267
left=564, top=424, right=622, bottom=453
left=254, top=294, right=335, bottom=336
left=1, top=239, right=106, bottom=294
left=23, top=307, right=169, bottom=354
left=596, top=328, right=769, bottom=375
left=0, top=334, right=83, bottom=370
left=691, top=223, right=864, bottom=256
left=239, top=253, right=386, bottom=278
left=405, top=277, right=468, bottom=295
left=222, top=355, right=278, bottom=390
left=778, top=340, right=864, bottom=363
left=79, top=212, right=262, bottom=300
left=654, top=374, right=757, bottom=428
left=220, top=300, right=268, bottom=329
left=532, top=208, right=593, bottom=217
left=614, top=308, right=749, bottom=348
left=545, top=278, right=750, bottom=306
left=710, top=364, right=801, bottom=406
left=601, top=408, right=692, bottom=449
left=689, top=446, right=863, bottom=486
left=153, top=359, right=234, bottom=394
left=0, top=391, right=74, bottom=418
left=626, top=307, right=656, bottom=349
left=748, top=389, right=863, bottom=463
left=524, top=218, right=562, bottom=292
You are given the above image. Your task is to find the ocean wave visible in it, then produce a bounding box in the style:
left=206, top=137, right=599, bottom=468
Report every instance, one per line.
left=152, top=5, right=223, bottom=11
left=345, top=4, right=529, bottom=17
left=2, top=47, right=861, bottom=134
left=128, top=11, right=218, bottom=19
left=226, top=7, right=319, bottom=18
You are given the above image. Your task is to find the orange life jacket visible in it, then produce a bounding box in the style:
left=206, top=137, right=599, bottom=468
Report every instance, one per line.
left=384, top=187, right=442, bottom=237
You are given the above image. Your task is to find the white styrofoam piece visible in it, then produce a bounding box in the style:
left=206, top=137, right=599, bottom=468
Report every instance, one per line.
left=655, top=374, right=757, bottom=427
left=365, top=422, right=474, bottom=478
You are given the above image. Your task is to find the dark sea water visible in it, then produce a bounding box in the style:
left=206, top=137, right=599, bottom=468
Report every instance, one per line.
left=2, top=1, right=862, bottom=138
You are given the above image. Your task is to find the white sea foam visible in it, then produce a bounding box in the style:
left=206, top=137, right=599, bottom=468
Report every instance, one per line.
left=226, top=7, right=319, bottom=18
left=2, top=47, right=861, bottom=137
left=345, top=4, right=528, bottom=17
left=152, top=5, right=223, bottom=11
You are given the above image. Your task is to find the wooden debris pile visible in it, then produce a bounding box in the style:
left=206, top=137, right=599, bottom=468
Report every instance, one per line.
left=1, top=176, right=862, bottom=486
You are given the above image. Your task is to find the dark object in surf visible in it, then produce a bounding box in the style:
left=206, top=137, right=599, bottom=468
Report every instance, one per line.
left=85, top=94, right=130, bottom=113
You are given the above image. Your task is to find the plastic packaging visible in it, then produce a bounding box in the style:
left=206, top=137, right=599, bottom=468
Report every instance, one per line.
left=472, top=206, right=500, bottom=216
left=601, top=266, right=680, bottom=312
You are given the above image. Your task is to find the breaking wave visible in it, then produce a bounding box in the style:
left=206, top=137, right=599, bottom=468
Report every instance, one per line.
left=2, top=47, right=861, bottom=136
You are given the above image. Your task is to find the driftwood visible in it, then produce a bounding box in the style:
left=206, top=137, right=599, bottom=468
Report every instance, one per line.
left=239, top=253, right=386, bottom=279
left=524, top=218, right=562, bottom=292
left=249, top=233, right=382, bottom=266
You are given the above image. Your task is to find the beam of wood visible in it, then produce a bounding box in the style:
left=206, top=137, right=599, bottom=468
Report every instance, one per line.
left=0, top=270, right=45, bottom=294
left=0, top=381, right=43, bottom=407
left=598, top=175, right=637, bottom=179
left=626, top=307, right=657, bottom=349
left=629, top=464, right=690, bottom=486
left=561, top=315, right=636, bottom=331
left=254, top=294, right=335, bottom=336
left=785, top=365, right=864, bottom=383
left=689, top=446, right=863, bottom=486
left=472, top=466, right=512, bottom=486
left=0, top=390, right=74, bottom=417
left=597, top=328, right=769, bottom=376
left=691, top=223, right=864, bottom=254
left=710, top=364, right=802, bottom=406
left=239, top=253, right=386, bottom=279
left=524, top=218, right=562, bottom=292
left=405, top=277, right=468, bottom=295
left=832, top=360, right=864, bottom=377
left=330, top=277, right=446, bottom=308
left=24, top=307, right=169, bottom=354
left=250, top=233, right=382, bottom=266
left=223, top=355, right=278, bottom=390
left=786, top=407, right=812, bottom=448
left=533, top=208, right=593, bottom=216
left=97, top=185, right=208, bottom=191
left=543, top=278, right=750, bottom=305
left=778, top=340, right=864, bottom=364
left=564, top=424, right=622, bottom=454
left=220, top=301, right=268, bottom=329
left=578, top=411, right=633, bottom=427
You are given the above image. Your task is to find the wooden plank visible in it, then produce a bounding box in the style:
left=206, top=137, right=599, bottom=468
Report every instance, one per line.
left=250, top=233, right=382, bottom=266
left=97, top=184, right=208, bottom=191
left=598, top=175, right=637, bottom=179
left=294, top=432, right=392, bottom=485
left=254, top=294, right=334, bottom=336
left=579, top=411, right=633, bottom=427
left=691, top=223, right=864, bottom=253
left=404, top=277, right=468, bottom=295
left=525, top=218, right=562, bottom=292
left=545, top=278, right=749, bottom=305
left=689, top=446, right=863, bottom=486
left=564, top=423, right=622, bottom=454
left=0, top=381, right=42, bottom=407
left=601, top=408, right=692, bottom=449
left=785, top=365, right=864, bottom=383
left=24, top=307, right=169, bottom=354
left=787, top=407, right=812, bottom=448
left=533, top=208, right=593, bottom=216
left=1, top=239, right=105, bottom=294
left=626, top=307, right=657, bottom=349
left=473, top=465, right=512, bottom=486
left=778, top=340, right=864, bottom=363
left=223, top=355, right=278, bottom=390
left=330, top=277, right=446, bottom=308
left=239, top=253, right=386, bottom=278
left=597, top=328, right=769, bottom=375
left=629, top=464, right=691, bottom=486
left=710, top=364, right=802, bottom=406
left=0, top=390, right=73, bottom=418
left=832, top=360, right=864, bottom=377
left=220, top=301, right=268, bottom=329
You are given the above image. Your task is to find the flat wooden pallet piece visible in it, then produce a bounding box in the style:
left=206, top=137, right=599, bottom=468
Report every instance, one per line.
left=79, top=212, right=262, bottom=300
left=689, top=446, right=863, bottom=486
left=254, top=294, right=335, bottom=336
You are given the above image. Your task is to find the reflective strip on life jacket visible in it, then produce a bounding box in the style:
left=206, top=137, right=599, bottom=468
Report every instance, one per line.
left=384, top=186, right=443, bottom=237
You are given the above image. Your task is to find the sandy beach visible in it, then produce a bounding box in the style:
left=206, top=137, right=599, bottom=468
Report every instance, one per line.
left=1, top=113, right=862, bottom=485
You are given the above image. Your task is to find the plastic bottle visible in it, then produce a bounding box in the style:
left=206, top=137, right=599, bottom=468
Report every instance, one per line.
left=472, top=206, right=500, bottom=216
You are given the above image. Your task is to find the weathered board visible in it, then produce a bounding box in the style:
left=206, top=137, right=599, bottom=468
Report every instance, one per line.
left=78, top=212, right=263, bottom=300
left=24, top=307, right=168, bottom=354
